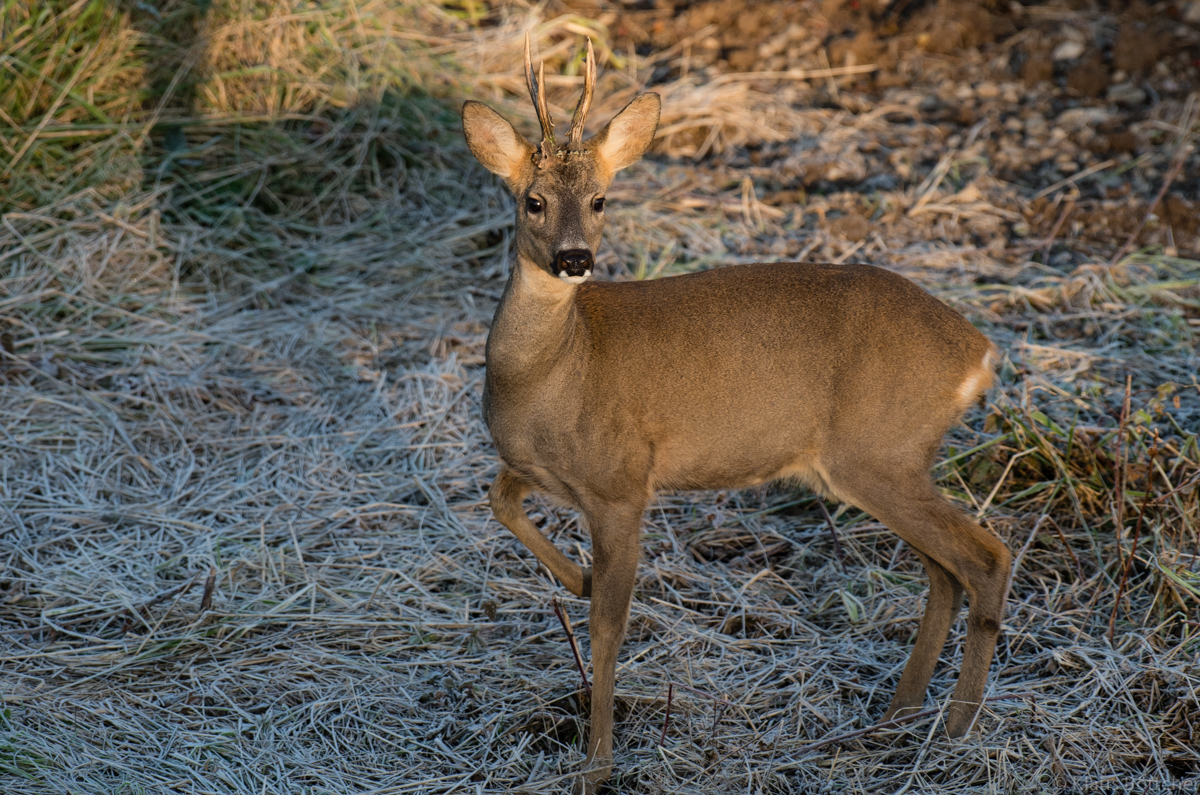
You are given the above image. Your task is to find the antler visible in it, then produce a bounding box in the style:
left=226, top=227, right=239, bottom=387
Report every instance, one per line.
left=567, top=38, right=596, bottom=149
left=524, top=32, right=556, bottom=168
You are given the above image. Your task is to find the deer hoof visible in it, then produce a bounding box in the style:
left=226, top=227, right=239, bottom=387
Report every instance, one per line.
left=573, top=762, right=611, bottom=794
left=943, top=702, right=978, bottom=738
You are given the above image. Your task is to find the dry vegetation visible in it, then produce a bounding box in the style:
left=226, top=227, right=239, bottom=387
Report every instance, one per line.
left=0, top=1, right=1198, bottom=793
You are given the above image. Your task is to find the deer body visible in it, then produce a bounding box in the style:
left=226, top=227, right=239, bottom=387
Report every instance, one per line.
left=487, top=261, right=992, bottom=498
left=464, top=37, right=1012, bottom=794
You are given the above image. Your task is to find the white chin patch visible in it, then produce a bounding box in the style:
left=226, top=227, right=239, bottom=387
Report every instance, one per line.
left=559, top=271, right=591, bottom=285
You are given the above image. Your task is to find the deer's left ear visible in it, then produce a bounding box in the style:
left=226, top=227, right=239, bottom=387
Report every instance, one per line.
left=590, top=93, right=660, bottom=176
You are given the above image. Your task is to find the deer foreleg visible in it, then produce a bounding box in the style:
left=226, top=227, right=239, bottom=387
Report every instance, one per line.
left=577, top=498, right=644, bottom=795
left=489, top=466, right=592, bottom=598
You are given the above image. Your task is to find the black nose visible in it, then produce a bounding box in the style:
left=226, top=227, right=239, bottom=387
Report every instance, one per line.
left=553, top=249, right=593, bottom=277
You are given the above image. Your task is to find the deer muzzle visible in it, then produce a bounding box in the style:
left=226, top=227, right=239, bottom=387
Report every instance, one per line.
left=553, top=249, right=593, bottom=284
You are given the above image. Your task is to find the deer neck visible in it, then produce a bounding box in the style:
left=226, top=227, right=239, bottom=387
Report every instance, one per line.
left=486, top=253, right=587, bottom=394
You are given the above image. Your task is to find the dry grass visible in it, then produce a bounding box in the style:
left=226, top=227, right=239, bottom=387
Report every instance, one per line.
left=0, top=1, right=147, bottom=209
left=2, top=2, right=1199, bottom=794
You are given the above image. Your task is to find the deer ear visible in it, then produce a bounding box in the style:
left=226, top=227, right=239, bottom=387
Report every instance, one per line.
left=590, top=93, right=660, bottom=175
left=462, top=101, right=533, bottom=184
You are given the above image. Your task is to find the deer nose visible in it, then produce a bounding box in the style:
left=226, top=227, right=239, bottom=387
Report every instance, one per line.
left=553, top=249, right=593, bottom=278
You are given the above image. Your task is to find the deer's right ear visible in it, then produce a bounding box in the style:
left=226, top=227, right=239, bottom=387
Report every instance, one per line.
left=462, top=101, right=533, bottom=184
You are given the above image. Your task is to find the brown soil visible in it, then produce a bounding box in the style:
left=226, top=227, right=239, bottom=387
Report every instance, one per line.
left=565, top=0, right=1200, bottom=261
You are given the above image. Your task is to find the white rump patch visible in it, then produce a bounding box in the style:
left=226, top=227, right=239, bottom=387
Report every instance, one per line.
left=559, top=271, right=591, bottom=285
left=955, top=348, right=996, bottom=408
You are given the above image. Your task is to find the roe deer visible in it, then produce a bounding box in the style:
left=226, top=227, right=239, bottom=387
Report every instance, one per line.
left=462, top=35, right=1012, bottom=793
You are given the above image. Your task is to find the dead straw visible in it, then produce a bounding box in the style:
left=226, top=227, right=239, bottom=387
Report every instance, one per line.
left=0, top=3, right=1197, bottom=794
left=793, top=692, right=1036, bottom=756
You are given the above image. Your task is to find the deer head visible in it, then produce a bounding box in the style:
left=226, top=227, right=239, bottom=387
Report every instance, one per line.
left=462, top=35, right=660, bottom=284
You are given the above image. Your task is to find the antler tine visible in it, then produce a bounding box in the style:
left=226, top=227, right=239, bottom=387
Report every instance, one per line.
left=567, top=38, right=596, bottom=148
left=522, top=31, right=539, bottom=122
left=536, top=61, right=554, bottom=143
left=523, top=32, right=556, bottom=164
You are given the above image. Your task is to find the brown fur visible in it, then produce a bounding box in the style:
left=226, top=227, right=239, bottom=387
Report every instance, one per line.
left=464, top=85, right=1011, bottom=794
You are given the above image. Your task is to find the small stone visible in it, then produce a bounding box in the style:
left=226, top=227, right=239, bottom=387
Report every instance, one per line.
left=1114, top=22, right=1163, bottom=75
left=829, top=214, right=870, bottom=243
left=858, top=173, right=897, bottom=192
left=727, top=48, right=757, bottom=71
left=759, top=37, right=787, bottom=59
left=1053, top=40, right=1086, bottom=61
left=1022, top=52, right=1054, bottom=84
left=1067, top=56, right=1110, bottom=97
left=1107, top=131, right=1138, bottom=153
left=1107, top=83, right=1147, bottom=107
left=975, top=81, right=1000, bottom=99
left=1057, top=108, right=1112, bottom=128
left=1024, top=114, right=1048, bottom=136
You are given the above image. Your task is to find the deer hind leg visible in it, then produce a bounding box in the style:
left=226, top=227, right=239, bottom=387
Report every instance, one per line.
left=944, top=524, right=1010, bottom=737
left=827, top=463, right=1011, bottom=737
left=489, top=466, right=592, bottom=598
left=883, top=550, right=963, bottom=721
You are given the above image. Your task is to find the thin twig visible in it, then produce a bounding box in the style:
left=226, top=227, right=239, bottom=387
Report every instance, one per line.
left=1041, top=199, right=1074, bottom=265
left=1031, top=158, right=1117, bottom=201
left=1151, top=472, right=1200, bottom=505
left=1109, top=444, right=1157, bottom=644
left=816, top=500, right=848, bottom=574
left=659, top=681, right=674, bottom=746
left=1045, top=516, right=1084, bottom=581
left=200, top=567, right=217, bottom=613
left=1113, top=374, right=1132, bottom=536
left=552, top=596, right=590, bottom=696
left=1012, top=513, right=1051, bottom=576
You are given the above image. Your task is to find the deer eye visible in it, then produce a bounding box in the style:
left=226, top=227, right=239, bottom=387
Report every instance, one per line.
left=592, top=197, right=605, bottom=213
left=526, top=196, right=543, bottom=214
